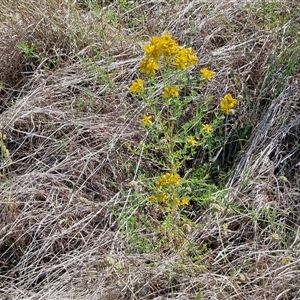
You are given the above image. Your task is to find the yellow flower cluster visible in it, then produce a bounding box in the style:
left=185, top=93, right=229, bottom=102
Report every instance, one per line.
left=140, top=115, right=152, bottom=126
left=149, top=193, right=189, bottom=207
left=172, top=47, right=198, bottom=71
left=149, top=193, right=167, bottom=204
left=139, top=33, right=198, bottom=75
left=129, top=79, right=144, bottom=93
left=149, top=172, right=189, bottom=207
left=220, top=93, right=238, bottom=115
left=140, top=58, right=158, bottom=75
left=162, top=86, right=179, bottom=99
left=202, top=123, right=212, bottom=133
left=144, top=33, right=179, bottom=61
left=186, top=136, right=197, bottom=146
left=156, top=172, right=181, bottom=189
left=200, top=68, right=215, bottom=81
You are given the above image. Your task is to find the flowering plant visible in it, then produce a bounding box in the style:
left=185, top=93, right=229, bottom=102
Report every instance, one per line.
left=127, top=32, right=239, bottom=251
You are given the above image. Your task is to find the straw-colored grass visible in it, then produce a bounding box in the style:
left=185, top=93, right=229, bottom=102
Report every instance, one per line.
left=1, top=0, right=299, bottom=299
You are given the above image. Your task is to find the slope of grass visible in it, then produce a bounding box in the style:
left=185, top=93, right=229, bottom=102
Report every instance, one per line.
left=0, top=0, right=300, bottom=299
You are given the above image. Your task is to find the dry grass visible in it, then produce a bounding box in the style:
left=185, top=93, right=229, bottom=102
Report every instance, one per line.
left=1, top=0, right=300, bottom=299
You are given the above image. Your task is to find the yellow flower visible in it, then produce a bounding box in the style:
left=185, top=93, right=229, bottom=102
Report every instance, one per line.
left=144, top=43, right=156, bottom=58
left=184, top=47, right=198, bottom=67
left=181, top=197, right=189, bottom=206
left=202, top=124, right=212, bottom=133
left=172, top=198, right=181, bottom=207
left=158, top=33, right=179, bottom=58
left=156, top=173, right=181, bottom=189
left=139, top=58, right=159, bottom=75
left=220, top=93, right=238, bottom=115
left=200, top=68, right=215, bottom=81
left=157, top=193, right=168, bottom=203
left=142, top=33, right=197, bottom=72
left=129, top=79, right=144, bottom=93
left=145, top=33, right=179, bottom=61
left=141, top=115, right=152, bottom=126
left=173, top=47, right=198, bottom=70
left=162, top=86, right=179, bottom=99
left=149, top=195, right=157, bottom=204
left=173, top=55, right=186, bottom=70
left=186, top=137, right=197, bottom=146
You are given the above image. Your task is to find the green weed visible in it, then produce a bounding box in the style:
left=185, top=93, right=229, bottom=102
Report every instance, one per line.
left=121, top=33, right=243, bottom=256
